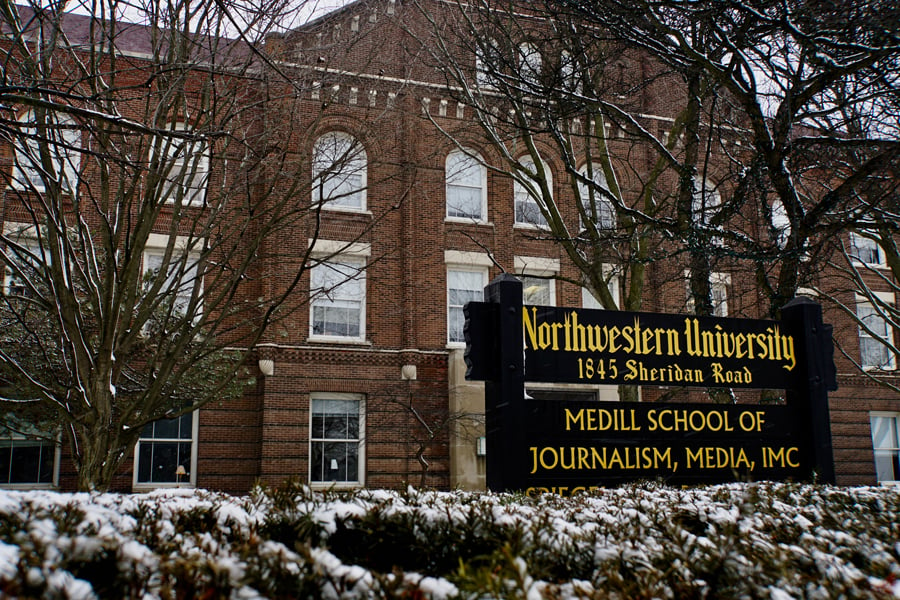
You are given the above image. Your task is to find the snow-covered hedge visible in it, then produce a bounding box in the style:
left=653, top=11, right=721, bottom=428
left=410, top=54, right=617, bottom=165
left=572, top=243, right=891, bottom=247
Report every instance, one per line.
left=0, top=481, right=898, bottom=599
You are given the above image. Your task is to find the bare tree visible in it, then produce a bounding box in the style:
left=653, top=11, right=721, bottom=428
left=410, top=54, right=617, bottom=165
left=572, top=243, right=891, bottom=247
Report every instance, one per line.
left=0, top=0, right=391, bottom=490
left=408, top=0, right=748, bottom=401
left=411, top=0, right=900, bottom=400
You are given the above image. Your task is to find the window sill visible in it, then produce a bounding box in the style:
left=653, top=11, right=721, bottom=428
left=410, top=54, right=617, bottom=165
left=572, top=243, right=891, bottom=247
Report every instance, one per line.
left=0, top=483, right=57, bottom=490
left=310, top=482, right=363, bottom=490
left=850, top=259, right=891, bottom=270
left=445, top=217, right=493, bottom=226
left=133, top=482, right=196, bottom=492
left=513, top=222, right=549, bottom=232
left=307, top=336, right=371, bottom=346
left=321, top=207, right=372, bottom=217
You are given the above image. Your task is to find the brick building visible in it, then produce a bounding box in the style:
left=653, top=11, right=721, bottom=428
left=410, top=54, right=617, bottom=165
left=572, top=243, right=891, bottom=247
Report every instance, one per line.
left=1, top=0, right=899, bottom=492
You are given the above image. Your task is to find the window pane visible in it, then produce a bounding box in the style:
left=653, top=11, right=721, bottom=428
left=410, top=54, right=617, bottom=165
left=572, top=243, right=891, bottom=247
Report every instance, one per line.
left=858, top=303, right=894, bottom=369
left=579, top=165, right=615, bottom=230
left=447, top=152, right=484, bottom=220
left=311, top=260, right=364, bottom=339
left=310, top=398, right=361, bottom=484
left=852, top=232, right=883, bottom=265
left=873, top=451, right=899, bottom=482
left=514, top=159, right=550, bottom=227
left=520, top=276, right=552, bottom=306
left=313, top=133, right=366, bottom=210
left=12, top=112, right=80, bottom=193
left=152, top=417, right=180, bottom=440
left=138, top=441, right=192, bottom=483
left=2, top=441, right=54, bottom=484
left=447, top=185, right=483, bottom=219
left=871, top=416, right=898, bottom=450
left=448, top=270, right=484, bottom=343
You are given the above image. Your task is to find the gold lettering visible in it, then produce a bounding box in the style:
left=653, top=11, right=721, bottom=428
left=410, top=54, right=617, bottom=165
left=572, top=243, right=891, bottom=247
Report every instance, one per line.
left=564, top=408, right=584, bottom=431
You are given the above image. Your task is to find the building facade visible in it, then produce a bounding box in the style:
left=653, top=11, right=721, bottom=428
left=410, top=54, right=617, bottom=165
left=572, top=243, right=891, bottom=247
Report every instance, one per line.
left=2, top=0, right=899, bottom=492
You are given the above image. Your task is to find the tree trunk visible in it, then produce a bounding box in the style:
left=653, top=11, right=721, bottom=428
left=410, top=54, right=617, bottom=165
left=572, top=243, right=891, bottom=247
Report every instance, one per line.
left=69, top=422, right=138, bottom=492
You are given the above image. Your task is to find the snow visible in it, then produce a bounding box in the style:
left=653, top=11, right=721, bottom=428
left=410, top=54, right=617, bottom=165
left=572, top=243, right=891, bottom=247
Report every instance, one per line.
left=0, top=484, right=897, bottom=598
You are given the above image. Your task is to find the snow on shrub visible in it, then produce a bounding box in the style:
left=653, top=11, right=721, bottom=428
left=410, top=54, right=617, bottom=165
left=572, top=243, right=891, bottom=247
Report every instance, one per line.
left=0, top=481, right=898, bottom=598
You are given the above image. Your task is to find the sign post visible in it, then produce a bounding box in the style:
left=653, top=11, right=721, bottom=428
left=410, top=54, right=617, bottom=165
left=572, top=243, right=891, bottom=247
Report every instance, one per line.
left=465, top=275, right=838, bottom=493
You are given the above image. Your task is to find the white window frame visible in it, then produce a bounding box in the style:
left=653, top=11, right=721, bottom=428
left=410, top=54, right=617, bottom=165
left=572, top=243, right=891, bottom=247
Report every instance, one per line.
left=870, top=412, right=900, bottom=484
left=857, top=292, right=896, bottom=371
left=308, top=240, right=370, bottom=343
left=133, top=410, right=199, bottom=490
left=447, top=267, right=487, bottom=347
left=10, top=110, right=81, bottom=194
left=309, top=393, right=365, bottom=489
left=849, top=230, right=887, bottom=268
left=515, top=256, right=558, bottom=307
left=445, top=149, right=488, bottom=223
left=312, top=132, right=368, bottom=212
left=514, top=157, right=551, bottom=229
left=0, top=421, right=60, bottom=489
left=141, top=234, right=204, bottom=325
left=445, top=250, right=492, bottom=348
left=154, top=123, right=209, bottom=207
left=578, top=163, right=616, bottom=231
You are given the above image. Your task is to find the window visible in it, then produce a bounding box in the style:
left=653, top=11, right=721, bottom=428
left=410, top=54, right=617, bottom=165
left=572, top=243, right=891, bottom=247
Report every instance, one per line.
left=850, top=231, right=886, bottom=267
left=871, top=413, right=900, bottom=483
left=692, top=178, right=722, bottom=244
left=155, top=124, right=209, bottom=207
left=312, top=132, right=367, bottom=211
left=770, top=200, right=790, bottom=248
left=134, top=411, right=197, bottom=487
left=447, top=268, right=486, bottom=345
left=0, top=420, right=57, bottom=487
left=475, top=38, right=501, bottom=88
left=2, top=231, right=46, bottom=298
left=142, top=248, right=203, bottom=322
left=520, top=276, right=554, bottom=306
left=10, top=111, right=80, bottom=193
left=579, top=164, right=616, bottom=230
left=857, top=297, right=895, bottom=370
left=516, top=256, right=558, bottom=307
left=514, top=158, right=551, bottom=228
left=310, top=257, right=366, bottom=340
left=686, top=272, right=730, bottom=317
left=559, top=50, right=582, bottom=94
left=310, top=394, right=364, bottom=486
left=446, top=150, right=487, bottom=221
left=519, top=43, right=541, bottom=88
left=582, top=265, right=621, bottom=310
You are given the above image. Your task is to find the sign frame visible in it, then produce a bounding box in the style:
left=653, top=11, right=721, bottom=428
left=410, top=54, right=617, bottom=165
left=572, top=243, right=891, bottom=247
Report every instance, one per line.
left=464, top=274, right=837, bottom=493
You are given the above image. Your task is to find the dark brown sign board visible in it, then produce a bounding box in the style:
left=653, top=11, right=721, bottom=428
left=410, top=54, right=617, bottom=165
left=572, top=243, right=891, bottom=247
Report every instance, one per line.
left=464, top=274, right=837, bottom=494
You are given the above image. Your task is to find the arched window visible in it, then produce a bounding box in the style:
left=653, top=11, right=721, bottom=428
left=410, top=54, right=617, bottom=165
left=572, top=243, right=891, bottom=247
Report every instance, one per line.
left=446, top=150, right=486, bottom=222
left=579, top=163, right=616, bottom=230
left=10, top=111, right=80, bottom=193
left=514, top=157, right=551, bottom=228
left=312, top=132, right=367, bottom=211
